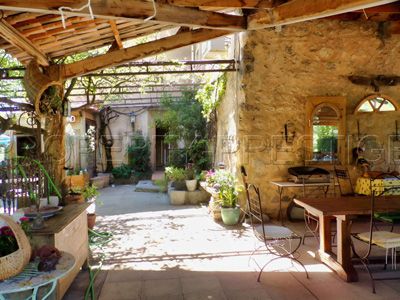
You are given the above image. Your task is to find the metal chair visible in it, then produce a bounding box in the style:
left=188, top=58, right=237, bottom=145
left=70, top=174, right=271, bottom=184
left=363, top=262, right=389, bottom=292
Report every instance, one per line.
left=370, top=173, right=400, bottom=232
left=241, top=167, right=309, bottom=281
left=334, top=165, right=357, bottom=196
left=351, top=190, right=400, bottom=293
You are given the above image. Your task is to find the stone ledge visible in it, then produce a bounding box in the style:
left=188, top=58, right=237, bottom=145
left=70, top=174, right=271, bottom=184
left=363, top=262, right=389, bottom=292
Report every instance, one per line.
left=168, top=187, right=210, bottom=205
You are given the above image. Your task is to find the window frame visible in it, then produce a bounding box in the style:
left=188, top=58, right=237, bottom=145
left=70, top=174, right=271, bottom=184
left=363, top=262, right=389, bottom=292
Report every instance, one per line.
left=305, top=96, right=346, bottom=165
left=354, top=94, right=398, bottom=114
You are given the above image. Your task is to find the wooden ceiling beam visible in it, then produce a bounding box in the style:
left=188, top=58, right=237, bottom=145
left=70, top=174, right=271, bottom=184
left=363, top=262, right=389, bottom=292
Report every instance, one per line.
left=0, top=19, right=49, bottom=65
left=109, top=20, right=123, bottom=49
left=248, top=0, right=400, bottom=30
left=61, top=28, right=230, bottom=79
left=167, top=0, right=274, bottom=9
left=0, top=0, right=245, bottom=31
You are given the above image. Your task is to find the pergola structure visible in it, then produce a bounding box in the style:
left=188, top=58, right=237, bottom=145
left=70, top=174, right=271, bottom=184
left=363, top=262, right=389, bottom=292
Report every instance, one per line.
left=0, top=1, right=399, bottom=72
left=0, top=0, right=399, bottom=187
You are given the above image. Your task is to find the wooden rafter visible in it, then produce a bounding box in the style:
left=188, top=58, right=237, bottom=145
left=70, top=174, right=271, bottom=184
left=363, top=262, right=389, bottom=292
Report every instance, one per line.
left=0, top=19, right=49, bottom=65
left=248, top=0, right=400, bottom=30
left=61, top=28, right=230, bottom=79
left=0, top=0, right=245, bottom=31
left=108, top=20, right=123, bottom=49
left=167, top=0, right=274, bottom=9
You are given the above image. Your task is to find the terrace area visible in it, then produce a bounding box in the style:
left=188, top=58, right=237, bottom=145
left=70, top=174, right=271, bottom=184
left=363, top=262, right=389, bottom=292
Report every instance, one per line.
left=64, top=186, right=400, bottom=300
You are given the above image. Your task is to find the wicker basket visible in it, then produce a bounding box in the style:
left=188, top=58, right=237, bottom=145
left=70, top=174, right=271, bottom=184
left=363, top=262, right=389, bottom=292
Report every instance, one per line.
left=0, top=214, right=32, bottom=281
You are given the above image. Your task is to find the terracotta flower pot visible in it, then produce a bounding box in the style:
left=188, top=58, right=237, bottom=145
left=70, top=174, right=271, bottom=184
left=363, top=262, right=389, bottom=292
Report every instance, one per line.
left=87, top=213, right=96, bottom=229
left=64, top=193, right=84, bottom=205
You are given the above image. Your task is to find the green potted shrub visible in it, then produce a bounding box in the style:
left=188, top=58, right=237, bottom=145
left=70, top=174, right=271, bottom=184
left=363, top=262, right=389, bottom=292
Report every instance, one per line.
left=165, top=166, right=186, bottom=191
left=82, top=184, right=101, bottom=229
left=185, top=166, right=197, bottom=192
left=214, top=170, right=241, bottom=225
left=165, top=166, right=186, bottom=205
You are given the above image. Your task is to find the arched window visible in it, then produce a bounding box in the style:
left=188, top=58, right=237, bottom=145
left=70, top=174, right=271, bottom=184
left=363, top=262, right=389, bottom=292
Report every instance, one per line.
left=355, top=95, right=398, bottom=113
left=306, top=97, right=346, bottom=164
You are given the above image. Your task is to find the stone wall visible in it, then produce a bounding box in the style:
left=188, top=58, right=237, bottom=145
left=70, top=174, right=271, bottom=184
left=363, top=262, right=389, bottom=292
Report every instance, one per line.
left=216, top=20, right=400, bottom=216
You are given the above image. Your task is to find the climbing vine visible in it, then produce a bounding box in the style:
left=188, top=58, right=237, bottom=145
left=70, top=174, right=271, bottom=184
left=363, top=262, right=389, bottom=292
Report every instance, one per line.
left=195, top=73, right=227, bottom=121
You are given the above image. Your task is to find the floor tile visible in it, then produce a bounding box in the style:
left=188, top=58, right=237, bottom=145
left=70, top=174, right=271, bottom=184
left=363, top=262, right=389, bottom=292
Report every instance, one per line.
left=181, top=276, right=222, bottom=294
left=99, top=281, right=142, bottom=300
left=142, top=278, right=182, bottom=298
left=184, top=289, right=227, bottom=300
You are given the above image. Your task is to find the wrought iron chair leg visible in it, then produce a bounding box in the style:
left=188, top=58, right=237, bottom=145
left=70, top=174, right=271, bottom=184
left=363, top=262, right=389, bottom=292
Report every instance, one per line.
left=257, top=254, right=309, bottom=282
left=248, top=245, right=264, bottom=266
left=302, top=215, right=319, bottom=245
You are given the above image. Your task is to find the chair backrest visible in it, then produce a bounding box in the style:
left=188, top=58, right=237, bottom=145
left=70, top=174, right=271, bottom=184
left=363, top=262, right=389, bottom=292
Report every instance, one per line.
left=334, top=165, right=355, bottom=196
left=241, top=166, right=267, bottom=237
left=369, top=172, right=400, bottom=197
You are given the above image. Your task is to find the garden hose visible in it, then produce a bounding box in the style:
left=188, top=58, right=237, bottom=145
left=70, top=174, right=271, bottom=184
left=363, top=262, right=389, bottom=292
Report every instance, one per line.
left=84, top=229, right=113, bottom=300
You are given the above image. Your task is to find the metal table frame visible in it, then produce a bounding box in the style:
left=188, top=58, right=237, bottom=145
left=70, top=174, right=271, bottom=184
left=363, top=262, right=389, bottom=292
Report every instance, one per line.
left=271, top=181, right=334, bottom=224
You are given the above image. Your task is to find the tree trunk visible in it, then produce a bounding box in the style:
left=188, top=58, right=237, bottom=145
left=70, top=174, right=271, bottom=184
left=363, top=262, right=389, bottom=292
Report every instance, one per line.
left=44, top=112, right=66, bottom=194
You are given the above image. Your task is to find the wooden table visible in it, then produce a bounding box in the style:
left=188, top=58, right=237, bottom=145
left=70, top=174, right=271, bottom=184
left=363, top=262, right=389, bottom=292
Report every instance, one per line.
left=30, top=203, right=89, bottom=299
left=294, top=196, right=400, bottom=282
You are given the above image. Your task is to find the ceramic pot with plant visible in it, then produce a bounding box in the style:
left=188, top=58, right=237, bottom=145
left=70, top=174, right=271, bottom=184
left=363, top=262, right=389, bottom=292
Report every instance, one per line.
left=82, top=184, right=101, bottom=229
left=215, top=170, right=241, bottom=225
left=185, top=166, right=197, bottom=192
left=64, top=187, right=84, bottom=204
left=165, top=166, right=186, bottom=191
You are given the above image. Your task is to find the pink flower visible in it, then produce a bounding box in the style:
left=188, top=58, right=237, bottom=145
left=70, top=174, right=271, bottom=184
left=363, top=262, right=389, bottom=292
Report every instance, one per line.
left=0, top=226, right=14, bottom=236
left=19, top=217, right=29, bottom=223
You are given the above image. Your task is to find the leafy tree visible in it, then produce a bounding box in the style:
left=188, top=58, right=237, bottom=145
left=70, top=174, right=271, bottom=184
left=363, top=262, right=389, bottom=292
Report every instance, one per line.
left=156, top=90, right=211, bottom=171
left=127, top=134, right=152, bottom=179
left=313, top=125, right=338, bottom=153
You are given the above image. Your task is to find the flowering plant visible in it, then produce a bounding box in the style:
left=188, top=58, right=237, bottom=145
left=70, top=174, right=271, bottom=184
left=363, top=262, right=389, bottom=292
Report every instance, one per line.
left=205, top=169, right=242, bottom=208
left=0, top=217, right=30, bottom=257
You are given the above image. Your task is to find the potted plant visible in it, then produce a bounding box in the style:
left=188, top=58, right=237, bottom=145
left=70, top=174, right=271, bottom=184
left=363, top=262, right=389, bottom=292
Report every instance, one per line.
left=64, top=187, right=84, bottom=204
left=219, top=184, right=241, bottom=225
left=185, top=166, right=197, bottom=192
left=165, top=166, right=186, bottom=191
left=82, top=184, right=101, bottom=229
left=214, top=170, right=242, bottom=225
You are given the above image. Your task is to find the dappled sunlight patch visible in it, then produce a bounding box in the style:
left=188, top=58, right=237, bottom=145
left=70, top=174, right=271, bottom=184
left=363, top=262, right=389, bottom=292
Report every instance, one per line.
left=91, top=207, right=329, bottom=276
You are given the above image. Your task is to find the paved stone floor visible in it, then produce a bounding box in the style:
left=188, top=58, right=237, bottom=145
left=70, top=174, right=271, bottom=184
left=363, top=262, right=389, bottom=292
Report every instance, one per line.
left=64, top=185, right=400, bottom=300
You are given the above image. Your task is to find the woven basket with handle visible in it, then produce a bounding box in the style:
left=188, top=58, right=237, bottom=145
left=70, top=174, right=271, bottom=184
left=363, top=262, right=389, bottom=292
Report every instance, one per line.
left=0, top=214, right=32, bottom=281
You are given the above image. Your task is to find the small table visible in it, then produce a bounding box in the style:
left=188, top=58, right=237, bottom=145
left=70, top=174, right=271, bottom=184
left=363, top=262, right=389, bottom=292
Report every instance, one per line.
left=270, top=181, right=333, bottom=224
left=0, top=252, right=75, bottom=300
left=293, top=196, right=400, bottom=282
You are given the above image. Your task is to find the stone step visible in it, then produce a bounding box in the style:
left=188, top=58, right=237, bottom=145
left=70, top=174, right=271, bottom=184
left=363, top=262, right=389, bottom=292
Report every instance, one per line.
left=135, top=180, right=161, bottom=193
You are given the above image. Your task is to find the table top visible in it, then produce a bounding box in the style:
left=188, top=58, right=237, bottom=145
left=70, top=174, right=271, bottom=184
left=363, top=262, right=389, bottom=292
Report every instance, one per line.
left=271, top=181, right=333, bottom=188
left=29, top=203, right=90, bottom=235
left=294, top=195, right=400, bottom=216
left=0, top=252, right=75, bottom=294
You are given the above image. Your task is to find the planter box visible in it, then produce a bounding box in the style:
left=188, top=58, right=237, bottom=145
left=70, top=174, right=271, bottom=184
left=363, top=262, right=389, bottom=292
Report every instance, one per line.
left=65, top=174, right=89, bottom=189
left=169, top=190, right=186, bottom=205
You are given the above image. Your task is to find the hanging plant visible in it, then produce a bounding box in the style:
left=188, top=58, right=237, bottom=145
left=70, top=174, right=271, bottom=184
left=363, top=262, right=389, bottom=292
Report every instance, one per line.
left=195, top=73, right=227, bottom=121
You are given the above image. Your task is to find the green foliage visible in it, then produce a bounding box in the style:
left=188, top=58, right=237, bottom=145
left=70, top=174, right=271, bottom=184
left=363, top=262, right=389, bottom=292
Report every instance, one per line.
left=156, top=90, right=211, bottom=172
left=112, top=164, right=132, bottom=179
left=127, top=134, right=152, bottom=179
left=313, top=125, right=338, bottom=153
left=154, top=177, right=168, bottom=193
left=165, top=166, right=186, bottom=181
left=82, top=184, right=100, bottom=200
left=168, top=149, right=187, bottom=168
left=156, top=90, right=207, bottom=145
left=188, top=139, right=211, bottom=172
left=206, top=170, right=241, bottom=208
left=195, top=73, right=227, bottom=121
